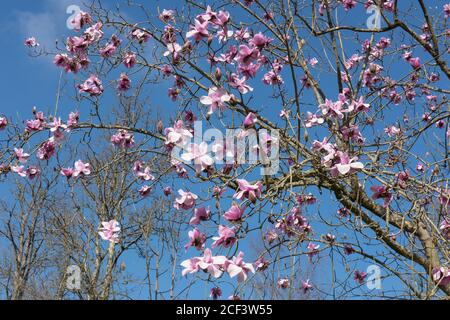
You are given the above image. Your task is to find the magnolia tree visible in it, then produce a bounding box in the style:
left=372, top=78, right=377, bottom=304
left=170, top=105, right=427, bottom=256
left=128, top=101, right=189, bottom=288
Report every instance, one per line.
left=1, top=0, right=449, bottom=299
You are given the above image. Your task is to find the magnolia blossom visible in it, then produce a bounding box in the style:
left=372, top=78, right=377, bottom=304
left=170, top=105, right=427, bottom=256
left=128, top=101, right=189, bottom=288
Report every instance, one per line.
left=233, top=179, right=263, bottom=203
left=24, top=37, right=39, bottom=47
left=330, top=151, right=364, bottom=176
left=189, top=206, right=211, bottom=225
left=185, top=228, right=206, bottom=250
left=70, top=11, right=92, bottom=31
left=72, top=160, right=92, bottom=178
left=384, top=125, right=401, bottom=137
left=111, top=129, right=135, bottom=148
left=225, top=252, right=255, bottom=282
left=200, top=87, right=231, bottom=115
left=159, top=9, right=175, bottom=22
left=165, top=120, right=193, bottom=145
left=0, top=117, right=7, bottom=130
left=181, top=142, right=214, bottom=173
left=139, top=185, right=152, bottom=197
left=224, top=203, right=244, bottom=222
left=210, top=287, right=222, bottom=300
left=301, top=279, right=313, bottom=294
left=123, top=52, right=137, bottom=68
left=305, top=112, right=324, bottom=128
left=211, top=225, right=237, bottom=248
left=174, top=189, right=198, bottom=210
left=440, top=218, right=450, bottom=239
left=370, top=185, right=393, bottom=208
left=181, top=248, right=227, bottom=278
left=354, top=270, right=367, bottom=284
left=14, top=148, right=30, bottom=163
left=98, top=220, right=120, bottom=243
left=307, top=242, right=320, bottom=260
left=433, top=267, right=450, bottom=286
left=277, top=278, right=290, bottom=289
left=78, top=75, right=103, bottom=96
left=117, top=73, right=131, bottom=91
left=243, top=112, right=257, bottom=129
left=186, top=19, right=209, bottom=41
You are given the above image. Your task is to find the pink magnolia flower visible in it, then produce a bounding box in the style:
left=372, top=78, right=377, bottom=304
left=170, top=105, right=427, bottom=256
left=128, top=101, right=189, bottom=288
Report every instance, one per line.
left=180, top=257, right=201, bottom=276
left=305, top=112, right=324, bottom=128
left=445, top=4, right=450, bottom=19
left=301, top=279, right=313, bottom=294
left=130, top=28, right=151, bottom=43
left=262, top=70, right=284, bottom=85
left=409, top=57, right=421, bottom=70
left=26, top=166, right=40, bottom=180
left=70, top=11, right=92, bottom=31
left=174, top=189, right=198, bottom=210
left=384, top=125, right=401, bottom=137
left=159, top=9, right=175, bottom=22
left=307, top=242, right=320, bottom=260
left=36, top=140, right=56, bottom=161
left=181, top=142, right=214, bottom=173
left=212, top=225, right=237, bottom=248
left=60, top=168, right=75, bottom=179
left=200, top=87, right=231, bottom=115
left=73, top=160, right=91, bottom=177
left=111, top=129, right=135, bottom=149
left=78, top=75, right=103, bottom=96
left=185, top=228, right=206, bottom=250
left=433, top=267, right=450, bottom=286
left=24, top=37, right=39, bottom=47
left=354, top=270, right=367, bottom=284
left=135, top=165, right=155, bottom=181
left=370, top=185, right=393, bottom=208
left=309, top=57, right=318, bottom=66
left=225, top=252, right=255, bottom=282
left=189, top=206, right=211, bottom=225
left=139, top=185, right=152, bottom=197
left=163, top=186, right=173, bottom=196
left=210, top=287, right=222, bottom=300
left=236, top=45, right=260, bottom=65
left=319, top=99, right=346, bottom=119
left=249, top=32, right=272, bottom=49
left=279, top=109, right=290, bottom=119
left=117, top=73, right=131, bottom=91
left=348, top=96, right=370, bottom=113
left=123, top=52, right=137, bottom=68
left=439, top=218, right=450, bottom=239
left=83, top=22, right=103, bottom=43
left=277, top=278, right=290, bottom=289
left=243, top=112, right=258, bottom=129
left=11, top=165, right=27, bottom=178
left=165, top=120, right=193, bottom=145
left=14, top=148, right=30, bottom=163
left=224, top=203, right=245, bottom=222
left=186, top=19, right=209, bottom=41
left=67, top=112, right=79, bottom=128
left=233, top=179, right=263, bottom=203
left=255, top=256, right=269, bottom=271
left=0, top=117, right=7, bottom=130
left=416, top=162, right=425, bottom=173
left=98, top=220, right=120, bottom=243
left=228, top=73, right=253, bottom=94
left=330, top=151, right=364, bottom=176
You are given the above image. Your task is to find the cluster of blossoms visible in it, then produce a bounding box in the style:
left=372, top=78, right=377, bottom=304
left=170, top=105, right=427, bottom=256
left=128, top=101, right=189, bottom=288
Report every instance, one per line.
left=98, top=219, right=121, bottom=243
left=313, top=138, right=364, bottom=177
left=10, top=110, right=81, bottom=180
left=181, top=249, right=255, bottom=282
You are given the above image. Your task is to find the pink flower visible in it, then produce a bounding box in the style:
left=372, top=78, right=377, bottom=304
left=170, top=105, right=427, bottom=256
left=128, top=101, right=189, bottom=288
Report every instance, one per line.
left=111, top=129, right=135, bottom=148
left=301, top=279, right=313, bottom=294
left=228, top=73, right=253, bottom=94
left=14, top=148, right=30, bottom=163
left=370, top=185, right=392, bottom=208
left=36, top=140, right=56, bottom=160
left=60, top=168, right=74, bottom=179
left=243, top=112, right=258, bottom=129
left=181, top=142, right=214, bottom=173
left=307, top=242, right=320, bottom=260
left=130, top=28, right=151, bottom=43
left=98, top=220, right=120, bottom=243
left=319, top=99, right=346, bottom=119
left=384, top=125, right=401, bottom=137
left=11, top=165, right=27, bottom=178
left=24, top=37, right=39, bottom=47
left=78, top=75, right=103, bottom=96
left=135, top=165, right=155, bottom=181
left=255, top=256, right=269, bottom=271
left=139, top=185, right=152, bottom=197
left=26, top=166, right=40, bottom=180
left=67, top=112, right=79, bottom=128
left=186, top=19, right=209, bottom=41
left=433, top=267, right=450, bottom=286
left=185, top=228, right=206, bottom=250
left=70, top=11, right=92, bottom=31
left=180, top=257, right=201, bottom=276
left=123, top=52, right=137, bottom=68
left=354, top=270, right=367, bottom=284
left=117, top=73, right=131, bottom=91
left=212, top=225, right=237, bottom=248
left=305, top=112, right=324, bottom=128
left=163, top=186, right=173, bottom=196
left=165, top=120, right=193, bottom=145
left=189, top=206, right=211, bottom=225
left=279, top=109, right=290, bottom=119
left=225, top=252, right=255, bottom=282
left=249, top=32, right=272, bottom=48
left=236, top=45, right=259, bottom=65
left=330, top=151, right=364, bottom=176
left=233, top=179, right=263, bottom=203
left=341, top=0, right=356, bottom=11
left=224, top=203, right=245, bottom=222
left=439, top=218, right=450, bottom=239
left=409, top=57, right=421, bottom=70
left=73, top=160, right=91, bottom=177
left=200, top=87, right=231, bottom=115
left=0, top=117, right=7, bottom=130
left=210, top=287, right=222, bottom=300
left=277, top=278, right=290, bottom=289
left=181, top=248, right=227, bottom=278
left=174, top=189, right=198, bottom=210
left=159, top=9, right=175, bottom=22
left=445, top=4, right=450, bottom=19
left=309, top=57, right=318, bottom=66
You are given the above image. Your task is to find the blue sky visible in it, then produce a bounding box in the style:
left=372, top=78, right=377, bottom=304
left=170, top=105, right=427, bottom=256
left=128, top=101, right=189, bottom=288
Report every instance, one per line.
left=0, top=0, right=448, bottom=300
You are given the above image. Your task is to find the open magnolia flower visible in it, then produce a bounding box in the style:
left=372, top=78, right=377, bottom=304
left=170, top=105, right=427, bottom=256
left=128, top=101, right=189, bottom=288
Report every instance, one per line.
left=98, top=220, right=120, bottom=243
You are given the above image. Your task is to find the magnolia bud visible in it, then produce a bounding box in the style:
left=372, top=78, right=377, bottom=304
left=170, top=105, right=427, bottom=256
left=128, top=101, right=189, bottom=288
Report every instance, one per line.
left=156, top=120, right=164, bottom=133
left=214, top=67, right=222, bottom=81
